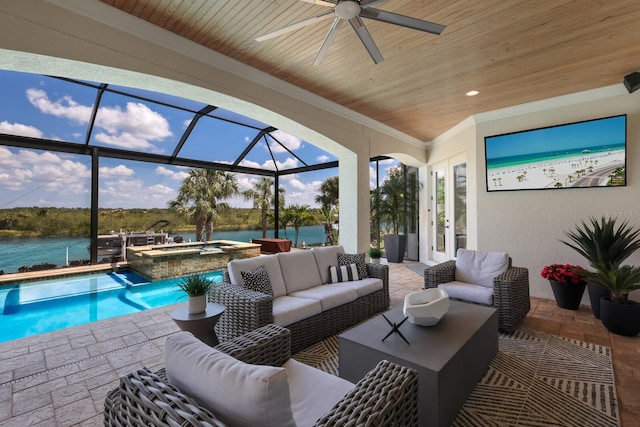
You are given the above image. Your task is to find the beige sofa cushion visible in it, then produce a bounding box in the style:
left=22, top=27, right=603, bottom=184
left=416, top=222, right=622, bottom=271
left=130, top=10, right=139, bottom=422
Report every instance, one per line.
left=289, top=284, right=358, bottom=311
left=277, top=251, right=323, bottom=293
left=272, top=295, right=323, bottom=327
left=438, top=281, right=494, bottom=305
left=455, top=249, right=509, bottom=288
left=164, top=332, right=296, bottom=427
left=283, top=358, right=354, bottom=427
left=311, top=245, right=344, bottom=284
left=337, top=277, right=384, bottom=298
left=228, top=254, right=287, bottom=297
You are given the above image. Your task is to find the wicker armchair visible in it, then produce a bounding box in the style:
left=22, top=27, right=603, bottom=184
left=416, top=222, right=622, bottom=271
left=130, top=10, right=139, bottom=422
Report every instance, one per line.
left=210, top=263, right=389, bottom=354
left=104, top=324, right=419, bottom=427
left=424, top=253, right=530, bottom=332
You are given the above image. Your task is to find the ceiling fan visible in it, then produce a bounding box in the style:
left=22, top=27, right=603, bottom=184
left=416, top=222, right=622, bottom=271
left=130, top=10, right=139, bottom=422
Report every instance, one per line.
left=256, top=0, right=446, bottom=65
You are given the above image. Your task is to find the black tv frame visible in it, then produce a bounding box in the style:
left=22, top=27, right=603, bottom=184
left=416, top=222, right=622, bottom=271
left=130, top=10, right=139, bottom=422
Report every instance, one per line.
left=484, top=114, right=627, bottom=192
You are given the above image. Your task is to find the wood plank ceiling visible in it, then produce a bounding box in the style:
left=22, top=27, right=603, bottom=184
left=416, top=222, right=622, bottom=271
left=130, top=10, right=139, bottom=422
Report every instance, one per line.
left=98, top=0, right=640, bottom=143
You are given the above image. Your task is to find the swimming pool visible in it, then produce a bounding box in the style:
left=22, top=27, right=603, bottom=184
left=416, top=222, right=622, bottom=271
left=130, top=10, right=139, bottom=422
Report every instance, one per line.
left=0, top=270, right=223, bottom=343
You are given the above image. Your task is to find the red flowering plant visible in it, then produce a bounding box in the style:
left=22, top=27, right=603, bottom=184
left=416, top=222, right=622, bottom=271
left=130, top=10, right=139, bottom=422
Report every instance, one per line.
left=540, top=264, right=587, bottom=284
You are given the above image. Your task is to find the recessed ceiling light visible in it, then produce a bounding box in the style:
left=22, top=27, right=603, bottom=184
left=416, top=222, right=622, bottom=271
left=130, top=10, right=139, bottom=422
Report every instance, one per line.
left=466, top=90, right=479, bottom=97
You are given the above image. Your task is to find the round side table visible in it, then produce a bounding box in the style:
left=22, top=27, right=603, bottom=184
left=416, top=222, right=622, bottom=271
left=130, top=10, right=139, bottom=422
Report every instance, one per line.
left=170, top=302, right=225, bottom=346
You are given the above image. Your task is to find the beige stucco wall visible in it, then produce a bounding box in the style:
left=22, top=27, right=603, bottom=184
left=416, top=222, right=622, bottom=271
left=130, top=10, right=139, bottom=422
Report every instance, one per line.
left=428, top=86, right=640, bottom=303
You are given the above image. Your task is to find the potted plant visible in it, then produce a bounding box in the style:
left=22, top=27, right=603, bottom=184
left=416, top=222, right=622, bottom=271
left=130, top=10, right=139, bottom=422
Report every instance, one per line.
left=561, top=216, right=640, bottom=335
left=375, top=166, right=421, bottom=263
left=586, top=265, right=640, bottom=336
left=540, top=263, right=587, bottom=310
left=367, top=246, right=383, bottom=264
left=176, top=274, right=211, bottom=314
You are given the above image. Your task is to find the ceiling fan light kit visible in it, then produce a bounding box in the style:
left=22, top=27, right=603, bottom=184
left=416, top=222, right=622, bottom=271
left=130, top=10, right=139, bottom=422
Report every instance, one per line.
left=256, top=0, right=446, bottom=65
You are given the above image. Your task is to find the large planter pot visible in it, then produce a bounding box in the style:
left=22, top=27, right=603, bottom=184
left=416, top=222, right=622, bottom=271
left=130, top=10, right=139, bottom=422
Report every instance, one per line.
left=587, top=279, right=611, bottom=319
left=600, top=298, right=640, bottom=336
left=549, top=280, right=586, bottom=310
left=384, top=234, right=407, bottom=263
left=188, top=295, right=207, bottom=314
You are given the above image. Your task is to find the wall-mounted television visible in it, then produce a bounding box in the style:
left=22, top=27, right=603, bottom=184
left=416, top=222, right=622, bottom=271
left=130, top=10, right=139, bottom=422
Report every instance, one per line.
left=485, top=114, right=627, bottom=192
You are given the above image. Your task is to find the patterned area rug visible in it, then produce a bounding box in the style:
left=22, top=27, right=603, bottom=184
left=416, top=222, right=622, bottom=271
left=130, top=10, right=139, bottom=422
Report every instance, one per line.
left=293, top=328, right=620, bottom=427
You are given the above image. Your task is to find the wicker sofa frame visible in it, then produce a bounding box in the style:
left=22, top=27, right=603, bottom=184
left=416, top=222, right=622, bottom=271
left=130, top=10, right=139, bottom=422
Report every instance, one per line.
left=104, top=324, right=419, bottom=427
left=424, top=258, right=530, bottom=332
left=210, top=263, right=389, bottom=354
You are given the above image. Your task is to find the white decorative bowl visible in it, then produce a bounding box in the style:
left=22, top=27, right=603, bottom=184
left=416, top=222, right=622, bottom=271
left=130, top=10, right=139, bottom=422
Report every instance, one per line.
left=403, top=288, right=449, bottom=326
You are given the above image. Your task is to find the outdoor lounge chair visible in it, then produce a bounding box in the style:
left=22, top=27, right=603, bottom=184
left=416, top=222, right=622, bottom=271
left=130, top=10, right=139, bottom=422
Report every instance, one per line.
left=424, top=249, right=530, bottom=332
left=104, top=324, right=419, bottom=427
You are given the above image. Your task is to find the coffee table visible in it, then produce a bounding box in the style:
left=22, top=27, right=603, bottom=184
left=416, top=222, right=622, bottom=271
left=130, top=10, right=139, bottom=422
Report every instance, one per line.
left=339, top=301, right=497, bottom=427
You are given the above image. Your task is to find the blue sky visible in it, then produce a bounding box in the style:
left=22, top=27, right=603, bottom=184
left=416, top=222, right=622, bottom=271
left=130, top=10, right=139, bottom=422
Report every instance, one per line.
left=485, top=115, right=626, bottom=160
left=0, top=69, right=397, bottom=209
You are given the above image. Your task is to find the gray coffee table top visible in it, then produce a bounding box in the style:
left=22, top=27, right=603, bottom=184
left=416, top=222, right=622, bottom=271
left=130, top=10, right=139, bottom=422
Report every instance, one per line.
left=339, top=301, right=497, bottom=372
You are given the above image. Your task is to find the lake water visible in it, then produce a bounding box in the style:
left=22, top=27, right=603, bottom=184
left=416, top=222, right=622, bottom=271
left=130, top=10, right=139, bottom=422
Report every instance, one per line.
left=0, top=225, right=327, bottom=274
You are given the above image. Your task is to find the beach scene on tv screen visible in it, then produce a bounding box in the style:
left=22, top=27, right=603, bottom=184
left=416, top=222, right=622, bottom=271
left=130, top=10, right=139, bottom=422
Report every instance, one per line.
left=485, top=115, right=626, bottom=191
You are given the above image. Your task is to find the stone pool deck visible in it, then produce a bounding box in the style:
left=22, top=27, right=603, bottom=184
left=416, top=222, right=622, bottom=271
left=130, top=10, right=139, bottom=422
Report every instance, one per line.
left=0, top=261, right=638, bottom=426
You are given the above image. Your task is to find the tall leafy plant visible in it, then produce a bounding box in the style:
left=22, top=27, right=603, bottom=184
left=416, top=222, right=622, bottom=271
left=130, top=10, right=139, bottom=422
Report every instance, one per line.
left=378, top=166, right=422, bottom=235
left=560, top=216, right=640, bottom=302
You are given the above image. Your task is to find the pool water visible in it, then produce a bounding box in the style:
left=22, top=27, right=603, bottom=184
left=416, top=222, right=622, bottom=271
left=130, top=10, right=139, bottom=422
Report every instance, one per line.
left=0, top=270, right=223, bottom=343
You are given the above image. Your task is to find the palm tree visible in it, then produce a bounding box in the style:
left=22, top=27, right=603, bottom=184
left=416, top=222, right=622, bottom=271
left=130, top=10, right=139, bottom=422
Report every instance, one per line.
left=242, top=177, right=284, bottom=238
left=278, top=207, right=294, bottom=239
left=315, top=176, right=339, bottom=243
left=169, top=169, right=239, bottom=242
left=315, top=176, right=339, bottom=210
left=378, top=167, right=406, bottom=235
left=317, top=206, right=338, bottom=245
left=287, top=204, right=314, bottom=247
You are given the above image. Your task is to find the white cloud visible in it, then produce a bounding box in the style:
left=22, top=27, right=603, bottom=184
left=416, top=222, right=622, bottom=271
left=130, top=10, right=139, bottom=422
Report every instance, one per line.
left=27, top=88, right=172, bottom=152
left=96, top=102, right=172, bottom=140
left=0, top=148, right=91, bottom=196
left=234, top=173, right=259, bottom=192
left=268, top=130, right=302, bottom=154
left=287, top=178, right=307, bottom=190
left=99, top=164, right=135, bottom=178
left=148, top=183, right=175, bottom=197
left=317, top=155, right=330, bottom=162
left=26, top=88, right=92, bottom=124
left=156, top=166, right=189, bottom=181
left=0, top=120, right=44, bottom=138
left=239, top=157, right=299, bottom=171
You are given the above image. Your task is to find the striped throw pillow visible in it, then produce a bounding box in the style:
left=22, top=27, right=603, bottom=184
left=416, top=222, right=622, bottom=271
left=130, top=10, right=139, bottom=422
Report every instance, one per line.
left=328, top=263, right=359, bottom=283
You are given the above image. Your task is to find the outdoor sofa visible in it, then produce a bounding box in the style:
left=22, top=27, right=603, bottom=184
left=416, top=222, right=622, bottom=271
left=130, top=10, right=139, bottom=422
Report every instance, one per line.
left=209, top=245, right=389, bottom=353
left=104, top=324, right=419, bottom=427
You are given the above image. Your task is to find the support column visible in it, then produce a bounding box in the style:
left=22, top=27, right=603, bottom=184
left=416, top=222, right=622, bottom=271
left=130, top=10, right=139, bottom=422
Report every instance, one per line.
left=90, top=147, right=99, bottom=265
left=338, top=151, right=370, bottom=253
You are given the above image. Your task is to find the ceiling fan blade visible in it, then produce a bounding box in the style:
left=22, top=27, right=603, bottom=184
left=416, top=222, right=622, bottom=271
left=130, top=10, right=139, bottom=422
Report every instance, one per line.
left=348, top=16, right=384, bottom=64
left=255, top=10, right=334, bottom=42
left=360, top=8, right=446, bottom=35
left=299, top=0, right=336, bottom=7
left=313, top=17, right=344, bottom=65
left=359, top=0, right=388, bottom=7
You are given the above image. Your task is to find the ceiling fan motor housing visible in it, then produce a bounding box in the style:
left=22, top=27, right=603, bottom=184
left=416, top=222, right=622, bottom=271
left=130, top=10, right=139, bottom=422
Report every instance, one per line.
left=335, top=1, right=361, bottom=20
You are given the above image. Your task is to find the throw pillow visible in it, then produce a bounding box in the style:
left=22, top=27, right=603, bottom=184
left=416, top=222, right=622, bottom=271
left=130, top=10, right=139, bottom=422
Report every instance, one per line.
left=337, top=252, right=369, bottom=279
left=328, top=263, right=359, bottom=283
left=241, top=265, right=273, bottom=296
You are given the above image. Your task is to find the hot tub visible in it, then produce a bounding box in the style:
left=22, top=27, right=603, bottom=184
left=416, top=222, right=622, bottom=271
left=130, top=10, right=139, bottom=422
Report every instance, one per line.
left=125, top=240, right=261, bottom=281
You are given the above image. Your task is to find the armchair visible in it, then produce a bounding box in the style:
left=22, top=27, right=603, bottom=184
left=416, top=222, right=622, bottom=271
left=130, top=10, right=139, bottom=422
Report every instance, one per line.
left=424, top=249, right=530, bottom=332
left=104, top=324, right=419, bottom=427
